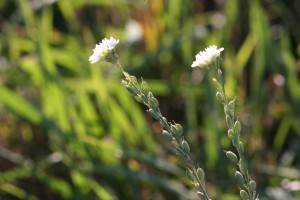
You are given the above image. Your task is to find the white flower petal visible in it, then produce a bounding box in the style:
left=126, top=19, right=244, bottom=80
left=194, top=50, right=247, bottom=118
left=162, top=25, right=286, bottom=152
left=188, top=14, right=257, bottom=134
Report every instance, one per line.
left=191, top=45, right=224, bottom=68
left=89, top=37, right=119, bottom=64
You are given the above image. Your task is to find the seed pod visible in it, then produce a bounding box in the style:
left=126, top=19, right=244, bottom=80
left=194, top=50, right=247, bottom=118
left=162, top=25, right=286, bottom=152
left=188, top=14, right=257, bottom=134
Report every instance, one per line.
left=162, top=130, right=173, bottom=141
left=216, top=92, right=224, bottom=102
left=226, top=151, right=238, bottom=164
left=249, top=180, right=256, bottom=191
left=235, top=171, right=245, bottom=184
left=226, top=115, right=233, bottom=127
left=149, top=97, right=159, bottom=108
left=148, top=108, right=160, bottom=120
left=239, top=158, right=248, bottom=175
left=186, top=168, right=194, bottom=180
left=141, top=81, right=149, bottom=95
left=182, top=140, right=190, bottom=153
left=240, top=190, right=249, bottom=200
left=197, top=168, right=205, bottom=180
left=234, top=120, right=241, bottom=134
left=238, top=141, right=244, bottom=155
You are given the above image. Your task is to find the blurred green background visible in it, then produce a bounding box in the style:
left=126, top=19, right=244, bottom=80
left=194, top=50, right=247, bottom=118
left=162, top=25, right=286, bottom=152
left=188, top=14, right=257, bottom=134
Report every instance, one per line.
left=0, top=0, right=299, bottom=199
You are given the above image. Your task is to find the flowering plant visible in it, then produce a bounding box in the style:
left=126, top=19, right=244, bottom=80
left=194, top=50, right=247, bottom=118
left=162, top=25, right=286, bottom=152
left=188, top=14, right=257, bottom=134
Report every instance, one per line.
left=89, top=37, right=258, bottom=200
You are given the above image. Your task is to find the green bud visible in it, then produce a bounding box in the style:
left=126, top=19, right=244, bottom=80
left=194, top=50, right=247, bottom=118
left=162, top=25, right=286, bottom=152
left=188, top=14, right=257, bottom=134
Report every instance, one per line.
left=212, top=78, right=220, bottom=89
left=141, top=81, right=149, bottom=95
left=171, top=124, right=183, bottom=137
left=240, top=190, right=249, bottom=200
left=235, top=171, right=245, bottom=184
left=234, top=120, right=241, bottom=134
left=194, top=183, right=201, bottom=191
left=228, top=129, right=234, bottom=139
left=121, top=80, right=128, bottom=85
left=238, top=141, right=244, bottom=155
left=125, top=84, right=138, bottom=95
left=197, top=168, right=205, bottom=180
left=226, top=115, right=233, bottom=127
left=186, top=168, right=194, bottom=180
left=148, top=108, right=160, bottom=120
left=159, top=117, right=169, bottom=129
left=197, top=192, right=204, bottom=198
left=239, top=158, right=248, bottom=175
left=134, top=95, right=143, bottom=103
left=232, top=137, right=239, bottom=148
left=173, top=145, right=186, bottom=158
left=159, top=117, right=168, bottom=129
left=249, top=180, right=257, bottom=191
left=147, top=92, right=154, bottom=99
left=149, top=97, right=159, bottom=108
left=162, top=130, right=173, bottom=141
left=216, top=92, right=224, bottom=102
left=128, top=75, right=137, bottom=84
left=182, top=140, right=190, bottom=153
left=228, top=99, right=235, bottom=113
left=226, top=151, right=238, bottom=163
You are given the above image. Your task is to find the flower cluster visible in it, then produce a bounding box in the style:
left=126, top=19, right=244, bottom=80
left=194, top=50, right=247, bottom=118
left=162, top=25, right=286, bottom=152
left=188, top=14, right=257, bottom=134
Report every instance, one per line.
left=191, top=45, right=224, bottom=68
left=88, top=37, right=258, bottom=200
left=89, top=37, right=119, bottom=64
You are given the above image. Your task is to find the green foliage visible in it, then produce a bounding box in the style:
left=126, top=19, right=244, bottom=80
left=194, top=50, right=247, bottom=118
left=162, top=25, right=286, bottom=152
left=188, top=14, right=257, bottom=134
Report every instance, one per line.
left=0, top=0, right=299, bottom=199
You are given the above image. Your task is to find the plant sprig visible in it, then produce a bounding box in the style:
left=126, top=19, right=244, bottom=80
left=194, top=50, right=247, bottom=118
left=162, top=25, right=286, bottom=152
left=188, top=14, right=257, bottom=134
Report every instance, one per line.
left=209, top=60, right=259, bottom=200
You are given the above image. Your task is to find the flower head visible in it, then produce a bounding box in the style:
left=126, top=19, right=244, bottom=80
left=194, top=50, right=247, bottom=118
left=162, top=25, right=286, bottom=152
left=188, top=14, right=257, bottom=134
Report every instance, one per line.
left=89, top=37, right=119, bottom=64
left=191, top=45, right=224, bottom=68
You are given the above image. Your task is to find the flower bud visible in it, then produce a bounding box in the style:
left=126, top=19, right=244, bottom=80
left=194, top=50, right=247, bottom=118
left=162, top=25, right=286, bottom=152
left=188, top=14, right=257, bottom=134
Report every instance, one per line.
left=235, top=171, right=245, bottom=184
left=232, top=137, right=239, bottom=148
left=226, top=115, right=233, bottom=127
left=134, top=95, right=143, bottom=103
left=148, top=108, right=160, bottom=120
left=182, top=140, right=190, bottom=153
left=159, top=117, right=168, bottom=129
left=128, top=75, right=137, bottom=84
left=162, top=130, right=173, bottom=141
left=125, top=84, right=138, bottom=95
left=240, top=190, right=249, bottom=200
left=249, top=180, right=257, bottom=191
left=171, top=124, right=183, bottom=137
left=226, top=151, right=238, bottom=164
left=238, top=141, right=244, bottom=155
left=239, top=158, right=248, bottom=175
left=149, top=97, right=159, bottom=108
left=228, top=99, right=235, bottom=113
left=147, top=92, right=154, bottom=99
left=141, top=81, right=149, bottom=95
left=212, top=78, right=220, bottom=89
left=216, top=92, right=224, bottom=102
left=197, top=168, right=205, bottom=180
left=197, top=192, right=204, bottom=198
left=186, top=168, right=194, bottom=180
left=228, top=129, right=234, bottom=139
left=234, top=120, right=241, bottom=134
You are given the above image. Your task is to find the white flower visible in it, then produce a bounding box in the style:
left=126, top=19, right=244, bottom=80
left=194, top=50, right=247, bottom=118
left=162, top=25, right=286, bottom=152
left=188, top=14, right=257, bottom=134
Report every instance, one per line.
left=89, top=37, right=119, bottom=64
left=191, top=45, right=224, bottom=68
